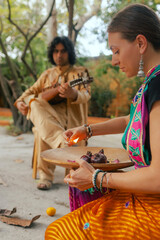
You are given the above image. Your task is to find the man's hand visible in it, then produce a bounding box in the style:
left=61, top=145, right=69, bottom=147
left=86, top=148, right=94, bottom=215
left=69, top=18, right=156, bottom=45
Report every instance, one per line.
left=58, top=82, right=77, bottom=101
left=16, top=101, right=28, bottom=115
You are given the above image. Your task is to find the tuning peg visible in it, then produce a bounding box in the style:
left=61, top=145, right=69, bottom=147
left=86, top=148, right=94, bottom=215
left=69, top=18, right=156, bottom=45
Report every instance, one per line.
left=84, top=69, right=89, bottom=76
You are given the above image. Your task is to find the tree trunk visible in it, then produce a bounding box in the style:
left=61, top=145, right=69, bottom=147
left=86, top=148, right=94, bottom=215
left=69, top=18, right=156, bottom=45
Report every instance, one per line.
left=46, top=0, right=57, bottom=43
left=0, top=66, right=32, bottom=132
left=68, top=0, right=74, bottom=40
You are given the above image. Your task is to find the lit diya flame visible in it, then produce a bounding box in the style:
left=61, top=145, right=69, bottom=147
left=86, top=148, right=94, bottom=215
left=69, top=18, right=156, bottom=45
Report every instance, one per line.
left=73, top=137, right=79, bottom=144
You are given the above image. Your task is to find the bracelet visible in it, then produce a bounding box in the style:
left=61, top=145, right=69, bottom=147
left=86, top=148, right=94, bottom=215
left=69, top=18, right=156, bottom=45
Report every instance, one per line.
left=92, top=169, right=104, bottom=191
left=106, top=173, right=112, bottom=194
left=84, top=124, right=93, bottom=139
left=100, top=172, right=107, bottom=194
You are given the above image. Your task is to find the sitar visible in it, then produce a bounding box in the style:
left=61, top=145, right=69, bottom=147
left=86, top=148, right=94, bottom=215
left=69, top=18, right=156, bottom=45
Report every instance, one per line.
left=24, top=74, right=93, bottom=106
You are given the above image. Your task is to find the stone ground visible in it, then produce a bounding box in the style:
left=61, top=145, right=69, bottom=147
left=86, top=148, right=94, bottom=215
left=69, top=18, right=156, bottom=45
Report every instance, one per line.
left=0, top=125, right=123, bottom=240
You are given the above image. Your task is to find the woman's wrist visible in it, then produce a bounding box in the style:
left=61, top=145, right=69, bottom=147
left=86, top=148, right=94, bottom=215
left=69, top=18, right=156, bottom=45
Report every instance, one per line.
left=83, top=124, right=93, bottom=139
left=92, top=169, right=104, bottom=191
left=92, top=170, right=112, bottom=193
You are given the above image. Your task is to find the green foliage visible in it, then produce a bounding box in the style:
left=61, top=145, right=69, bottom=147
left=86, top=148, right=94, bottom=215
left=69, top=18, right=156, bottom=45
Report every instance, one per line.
left=123, top=76, right=144, bottom=102
left=82, top=56, right=116, bottom=117
left=81, top=54, right=145, bottom=117
left=0, top=0, right=48, bottom=89
left=99, top=0, right=160, bottom=43
left=1, top=0, right=159, bottom=120
left=6, top=124, right=23, bottom=136
left=76, top=57, right=89, bottom=66
left=89, top=82, right=115, bottom=117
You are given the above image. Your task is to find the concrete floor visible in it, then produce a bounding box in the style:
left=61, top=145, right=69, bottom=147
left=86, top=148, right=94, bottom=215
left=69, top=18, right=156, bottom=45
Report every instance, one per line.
left=0, top=126, right=124, bottom=240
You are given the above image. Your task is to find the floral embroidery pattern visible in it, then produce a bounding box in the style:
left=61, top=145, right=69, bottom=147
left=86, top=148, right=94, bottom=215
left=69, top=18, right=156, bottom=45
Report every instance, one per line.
left=125, top=201, right=130, bottom=208
left=84, top=222, right=90, bottom=230
left=122, top=65, right=160, bottom=167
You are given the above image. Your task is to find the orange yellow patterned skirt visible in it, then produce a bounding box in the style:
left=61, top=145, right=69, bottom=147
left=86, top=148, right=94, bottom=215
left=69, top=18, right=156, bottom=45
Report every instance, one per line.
left=45, top=190, right=160, bottom=240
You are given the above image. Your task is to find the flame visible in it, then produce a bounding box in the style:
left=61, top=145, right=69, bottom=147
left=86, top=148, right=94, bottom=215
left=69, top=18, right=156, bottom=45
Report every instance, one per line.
left=73, top=137, right=79, bottom=144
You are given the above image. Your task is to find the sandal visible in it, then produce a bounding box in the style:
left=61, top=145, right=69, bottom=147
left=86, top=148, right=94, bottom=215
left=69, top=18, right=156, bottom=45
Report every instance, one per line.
left=37, top=179, right=52, bottom=190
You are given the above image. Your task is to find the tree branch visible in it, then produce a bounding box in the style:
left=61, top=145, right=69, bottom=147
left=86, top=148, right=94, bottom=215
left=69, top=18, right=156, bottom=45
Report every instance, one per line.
left=75, top=1, right=101, bottom=31
left=6, top=0, right=37, bottom=78
left=65, top=0, right=69, bottom=11
left=0, top=16, right=3, bottom=34
left=6, top=0, right=55, bottom=79
left=22, top=0, right=55, bottom=58
left=0, top=36, right=19, bottom=83
left=21, top=0, right=55, bottom=79
left=72, top=0, right=102, bottom=43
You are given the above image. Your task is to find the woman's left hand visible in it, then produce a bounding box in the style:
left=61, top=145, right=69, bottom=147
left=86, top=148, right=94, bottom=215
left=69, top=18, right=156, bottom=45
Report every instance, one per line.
left=64, top=159, right=95, bottom=191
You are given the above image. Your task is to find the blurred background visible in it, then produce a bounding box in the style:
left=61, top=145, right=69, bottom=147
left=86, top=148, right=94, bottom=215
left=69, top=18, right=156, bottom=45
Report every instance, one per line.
left=0, top=0, right=159, bottom=132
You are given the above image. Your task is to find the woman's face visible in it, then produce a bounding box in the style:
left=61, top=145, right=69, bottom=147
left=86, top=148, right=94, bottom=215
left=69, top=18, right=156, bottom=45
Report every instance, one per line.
left=108, top=32, right=140, bottom=78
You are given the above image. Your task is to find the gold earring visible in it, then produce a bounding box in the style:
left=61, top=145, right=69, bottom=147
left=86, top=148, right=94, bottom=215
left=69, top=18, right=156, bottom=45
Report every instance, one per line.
left=137, top=55, right=145, bottom=77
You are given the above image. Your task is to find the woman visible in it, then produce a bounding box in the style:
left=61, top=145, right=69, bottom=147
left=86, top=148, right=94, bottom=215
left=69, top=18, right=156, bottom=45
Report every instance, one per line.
left=45, top=4, right=160, bottom=239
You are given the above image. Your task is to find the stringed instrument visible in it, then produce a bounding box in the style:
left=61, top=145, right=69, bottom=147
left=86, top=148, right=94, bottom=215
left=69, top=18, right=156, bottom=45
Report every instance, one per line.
left=24, top=73, right=93, bottom=106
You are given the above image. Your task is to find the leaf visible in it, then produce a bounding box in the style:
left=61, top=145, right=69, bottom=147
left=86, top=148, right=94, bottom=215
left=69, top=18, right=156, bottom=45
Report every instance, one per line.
left=134, top=112, right=141, bottom=122
left=129, top=146, right=140, bottom=156
left=14, top=159, right=24, bottom=163
left=129, top=145, right=135, bottom=152
left=0, top=208, right=16, bottom=216
left=0, top=215, right=41, bottom=228
left=131, top=134, right=137, bottom=141
left=132, top=147, right=140, bottom=156
left=16, top=136, right=24, bottom=140
left=0, top=177, right=7, bottom=186
left=131, top=128, right=140, bottom=140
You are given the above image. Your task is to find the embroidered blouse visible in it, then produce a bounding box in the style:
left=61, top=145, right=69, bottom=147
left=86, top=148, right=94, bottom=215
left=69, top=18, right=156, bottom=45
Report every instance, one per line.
left=122, top=65, right=160, bottom=168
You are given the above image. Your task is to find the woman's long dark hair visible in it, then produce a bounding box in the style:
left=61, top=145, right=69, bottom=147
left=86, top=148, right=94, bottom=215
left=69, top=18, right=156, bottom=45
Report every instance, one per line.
left=47, top=36, right=76, bottom=65
left=107, top=3, right=160, bottom=51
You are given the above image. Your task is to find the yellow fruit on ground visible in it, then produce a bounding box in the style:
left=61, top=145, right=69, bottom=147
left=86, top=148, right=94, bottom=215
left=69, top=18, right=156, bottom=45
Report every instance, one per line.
left=46, top=207, right=56, bottom=216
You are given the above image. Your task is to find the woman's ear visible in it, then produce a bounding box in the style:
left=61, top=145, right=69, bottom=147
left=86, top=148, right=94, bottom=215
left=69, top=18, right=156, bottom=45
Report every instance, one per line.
left=136, top=34, right=147, bottom=54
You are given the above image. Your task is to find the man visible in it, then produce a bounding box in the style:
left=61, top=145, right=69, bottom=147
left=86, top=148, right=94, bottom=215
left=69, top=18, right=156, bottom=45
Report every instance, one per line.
left=14, top=36, right=91, bottom=190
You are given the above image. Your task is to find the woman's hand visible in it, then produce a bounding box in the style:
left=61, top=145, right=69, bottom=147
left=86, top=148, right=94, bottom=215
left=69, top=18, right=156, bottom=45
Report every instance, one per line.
left=63, top=126, right=87, bottom=146
left=64, top=159, right=95, bottom=191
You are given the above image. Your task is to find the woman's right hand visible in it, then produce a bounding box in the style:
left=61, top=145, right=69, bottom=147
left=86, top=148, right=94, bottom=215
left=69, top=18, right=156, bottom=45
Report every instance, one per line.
left=63, top=125, right=87, bottom=146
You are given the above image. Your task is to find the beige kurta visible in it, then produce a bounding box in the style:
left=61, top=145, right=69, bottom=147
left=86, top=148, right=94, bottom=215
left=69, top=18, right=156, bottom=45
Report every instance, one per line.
left=15, top=65, right=91, bottom=181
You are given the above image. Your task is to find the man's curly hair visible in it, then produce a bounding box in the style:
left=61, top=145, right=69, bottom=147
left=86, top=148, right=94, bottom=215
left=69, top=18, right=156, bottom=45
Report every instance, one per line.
left=47, top=36, right=76, bottom=65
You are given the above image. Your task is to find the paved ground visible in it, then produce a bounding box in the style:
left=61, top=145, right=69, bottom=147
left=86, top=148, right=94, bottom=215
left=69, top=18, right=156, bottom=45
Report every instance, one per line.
left=0, top=126, right=123, bottom=240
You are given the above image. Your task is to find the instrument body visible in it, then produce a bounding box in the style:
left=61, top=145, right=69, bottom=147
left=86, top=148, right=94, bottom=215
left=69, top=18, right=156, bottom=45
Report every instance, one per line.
left=24, top=75, right=93, bottom=106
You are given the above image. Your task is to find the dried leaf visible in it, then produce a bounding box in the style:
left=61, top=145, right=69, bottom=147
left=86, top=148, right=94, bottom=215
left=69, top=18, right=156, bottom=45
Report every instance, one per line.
left=16, top=136, right=24, bottom=140
left=14, top=159, right=24, bottom=163
left=0, top=177, right=7, bottom=186
left=0, top=215, right=41, bottom=228
left=0, top=208, right=17, bottom=216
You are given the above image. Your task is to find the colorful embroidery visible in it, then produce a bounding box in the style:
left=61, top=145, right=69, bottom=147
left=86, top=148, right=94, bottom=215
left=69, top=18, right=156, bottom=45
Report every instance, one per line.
left=84, top=222, right=90, bottom=230
left=125, top=201, right=130, bottom=208
left=122, top=65, right=160, bottom=167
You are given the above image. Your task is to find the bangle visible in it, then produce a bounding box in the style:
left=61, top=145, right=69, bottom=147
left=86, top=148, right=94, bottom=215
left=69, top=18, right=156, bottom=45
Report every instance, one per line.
left=83, top=124, right=93, bottom=139
left=100, top=172, right=107, bottom=194
left=92, top=169, right=104, bottom=191
left=106, top=173, right=112, bottom=193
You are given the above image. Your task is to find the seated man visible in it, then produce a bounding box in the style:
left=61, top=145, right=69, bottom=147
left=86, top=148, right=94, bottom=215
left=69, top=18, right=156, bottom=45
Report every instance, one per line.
left=14, top=36, right=91, bottom=190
